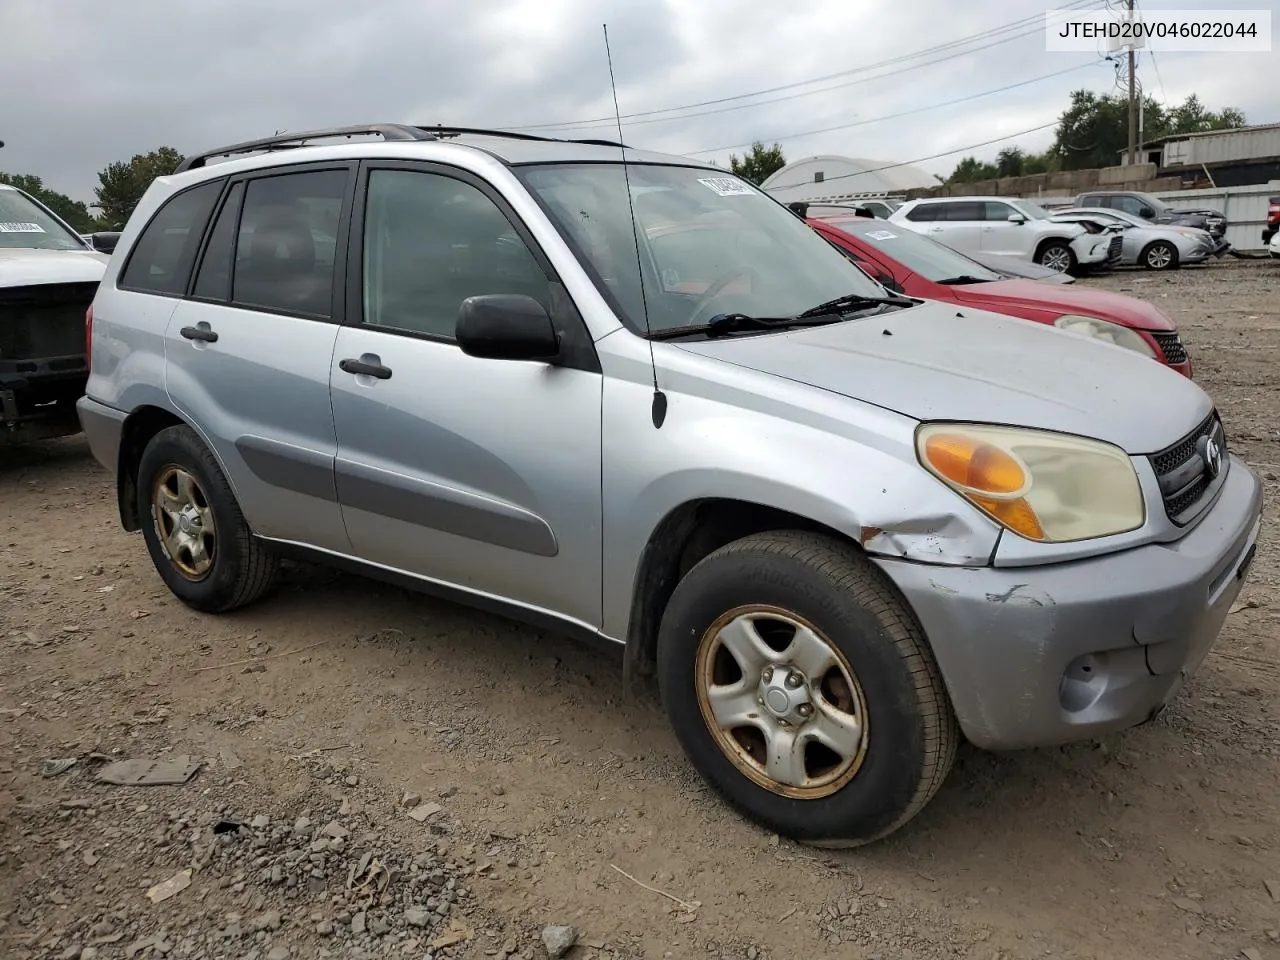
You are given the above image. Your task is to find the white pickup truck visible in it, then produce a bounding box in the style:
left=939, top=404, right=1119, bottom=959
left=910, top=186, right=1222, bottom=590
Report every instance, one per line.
left=1, top=183, right=107, bottom=442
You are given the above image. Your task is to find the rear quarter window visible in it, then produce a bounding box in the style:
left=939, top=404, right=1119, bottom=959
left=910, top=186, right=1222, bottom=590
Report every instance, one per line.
left=904, top=204, right=937, bottom=222
left=118, top=179, right=225, bottom=296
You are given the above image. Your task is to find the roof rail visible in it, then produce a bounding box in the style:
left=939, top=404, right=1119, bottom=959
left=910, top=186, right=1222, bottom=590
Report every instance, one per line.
left=173, top=123, right=633, bottom=176
left=419, top=125, right=627, bottom=149
left=173, top=123, right=436, bottom=174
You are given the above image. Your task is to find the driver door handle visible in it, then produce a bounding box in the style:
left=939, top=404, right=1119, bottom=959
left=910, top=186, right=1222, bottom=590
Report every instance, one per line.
left=180, top=325, right=218, bottom=343
left=339, top=358, right=392, bottom=380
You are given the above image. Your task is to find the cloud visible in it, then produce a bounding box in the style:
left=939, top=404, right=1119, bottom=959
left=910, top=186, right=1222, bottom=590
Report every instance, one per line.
left=0, top=0, right=1269, bottom=204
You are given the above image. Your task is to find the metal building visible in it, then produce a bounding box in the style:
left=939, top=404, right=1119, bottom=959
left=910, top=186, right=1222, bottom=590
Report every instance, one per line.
left=760, top=155, right=942, bottom=204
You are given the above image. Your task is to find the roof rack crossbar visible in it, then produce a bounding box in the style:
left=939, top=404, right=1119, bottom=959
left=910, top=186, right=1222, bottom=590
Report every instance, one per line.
left=174, top=123, right=435, bottom=174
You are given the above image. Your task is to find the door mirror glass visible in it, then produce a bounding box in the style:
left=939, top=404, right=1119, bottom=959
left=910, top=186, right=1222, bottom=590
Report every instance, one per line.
left=456, top=294, right=560, bottom=362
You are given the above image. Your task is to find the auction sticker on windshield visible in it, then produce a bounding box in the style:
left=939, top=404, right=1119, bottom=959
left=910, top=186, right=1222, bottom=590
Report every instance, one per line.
left=0, top=222, right=46, bottom=233
left=867, top=230, right=897, bottom=240
left=697, top=178, right=756, bottom=197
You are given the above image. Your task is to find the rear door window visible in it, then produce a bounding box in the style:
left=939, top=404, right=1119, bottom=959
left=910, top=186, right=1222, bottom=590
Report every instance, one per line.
left=119, top=180, right=224, bottom=295
left=230, top=169, right=350, bottom=318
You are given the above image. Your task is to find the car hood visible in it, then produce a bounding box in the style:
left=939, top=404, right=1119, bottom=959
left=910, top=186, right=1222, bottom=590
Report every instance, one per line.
left=0, top=248, right=109, bottom=287
left=676, top=301, right=1209, bottom=454
left=947, top=278, right=1176, bottom=331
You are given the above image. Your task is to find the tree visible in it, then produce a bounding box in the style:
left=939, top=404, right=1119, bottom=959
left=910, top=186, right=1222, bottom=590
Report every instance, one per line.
left=947, top=156, right=998, bottom=183
left=995, top=147, right=1026, bottom=177
left=729, top=141, right=786, bottom=185
left=93, top=146, right=183, bottom=229
left=0, top=173, right=98, bottom=232
left=1049, top=89, right=1245, bottom=170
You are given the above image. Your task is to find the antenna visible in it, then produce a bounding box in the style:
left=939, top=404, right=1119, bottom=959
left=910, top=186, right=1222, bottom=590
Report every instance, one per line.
left=603, top=24, right=667, bottom=430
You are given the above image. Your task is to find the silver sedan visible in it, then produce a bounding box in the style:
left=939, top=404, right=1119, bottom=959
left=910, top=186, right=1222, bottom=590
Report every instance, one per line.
left=1051, top=207, right=1215, bottom=270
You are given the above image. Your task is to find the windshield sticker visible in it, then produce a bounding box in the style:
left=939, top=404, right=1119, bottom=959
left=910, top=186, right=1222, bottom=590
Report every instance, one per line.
left=866, top=230, right=897, bottom=240
left=0, top=222, right=46, bottom=233
left=697, top=177, right=756, bottom=197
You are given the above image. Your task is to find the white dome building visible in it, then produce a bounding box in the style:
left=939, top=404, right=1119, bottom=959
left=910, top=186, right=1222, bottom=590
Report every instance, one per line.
left=760, top=155, right=941, bottom=203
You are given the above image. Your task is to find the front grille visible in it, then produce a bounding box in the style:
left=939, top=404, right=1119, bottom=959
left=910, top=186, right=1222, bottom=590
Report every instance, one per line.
left=1107, top=235, right=1122, bottom=259
left=1149, top=411, right=1227, bottom=524
left=1151, top=331, right=1188, bottom=365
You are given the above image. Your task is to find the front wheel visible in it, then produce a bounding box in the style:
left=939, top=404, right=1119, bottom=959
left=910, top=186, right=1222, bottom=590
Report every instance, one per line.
left=656, top=531, right=959, bottom=847
left=1035, top=241, right=1077, bottom=274
left=1141, top=240, right=1179, bottom=271
left=137, top=424, right=278, bottom=613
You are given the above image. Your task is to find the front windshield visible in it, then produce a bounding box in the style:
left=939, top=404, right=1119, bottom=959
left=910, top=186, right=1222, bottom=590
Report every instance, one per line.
left=0, top=189, right=87, bottom=251
left=1011, top=199, right=1052, bottom=221
left=518, top=163, right=888, bottom=334
left=825, top=218, right=1002, bottom=282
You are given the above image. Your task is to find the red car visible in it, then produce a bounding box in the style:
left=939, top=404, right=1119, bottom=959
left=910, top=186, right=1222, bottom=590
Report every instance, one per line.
left=809, top=214, right=1192, bottom=378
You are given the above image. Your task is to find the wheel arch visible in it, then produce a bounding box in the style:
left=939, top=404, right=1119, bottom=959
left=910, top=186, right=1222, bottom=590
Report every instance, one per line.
left=116, top=404, right=234, bottom=531
left=620, top=493, right=993, bottom=694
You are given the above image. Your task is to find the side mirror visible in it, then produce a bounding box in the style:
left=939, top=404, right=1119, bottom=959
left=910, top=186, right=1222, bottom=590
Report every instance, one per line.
left=1139, top=206, right=1155, bottom=219
left=456, top=294, right=560, bottom=362
left=1007, top=213, right=1027, bottom=224
left=91, top=232, right=121, bottom=254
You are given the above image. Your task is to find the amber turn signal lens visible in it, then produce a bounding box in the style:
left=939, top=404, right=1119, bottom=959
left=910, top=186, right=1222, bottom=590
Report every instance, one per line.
left=922, top=433, right=1026, bottom=496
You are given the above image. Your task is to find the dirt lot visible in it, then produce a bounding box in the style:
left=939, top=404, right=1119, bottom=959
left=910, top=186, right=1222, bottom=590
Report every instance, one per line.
left=2, top=257, right=1279, bottom=960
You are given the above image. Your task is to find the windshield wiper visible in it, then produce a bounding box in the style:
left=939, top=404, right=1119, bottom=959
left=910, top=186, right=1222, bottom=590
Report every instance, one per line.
left=793, top=292, right=914, bottom=319
left=935, top=275, right=992, bottom=285
left=650, top=312, right=846, bottom=340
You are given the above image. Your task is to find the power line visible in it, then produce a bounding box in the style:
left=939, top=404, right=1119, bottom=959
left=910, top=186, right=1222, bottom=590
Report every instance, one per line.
left=686, top=60, right=1101, bottom=156
left=505, top=0, right=1102, bottom=132
left=774, top=120, right=1062, bottom=189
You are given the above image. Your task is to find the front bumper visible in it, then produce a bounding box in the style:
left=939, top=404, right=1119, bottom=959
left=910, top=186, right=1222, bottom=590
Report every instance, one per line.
left=875, top=454, right=1263, bottom=751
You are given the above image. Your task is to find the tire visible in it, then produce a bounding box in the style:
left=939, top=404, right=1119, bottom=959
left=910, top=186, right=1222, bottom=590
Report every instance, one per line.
left=136, top=424, right=278, bottom=613
left=1034, top=240, right=1077, bottom=274
left=656, top=530, right=959, bottom=847
left=1140, top=240, right=1179, bottom=271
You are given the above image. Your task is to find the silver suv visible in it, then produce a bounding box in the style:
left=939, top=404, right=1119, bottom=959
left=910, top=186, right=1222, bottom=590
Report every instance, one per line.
left=78, top=124, right=1263, bottom=847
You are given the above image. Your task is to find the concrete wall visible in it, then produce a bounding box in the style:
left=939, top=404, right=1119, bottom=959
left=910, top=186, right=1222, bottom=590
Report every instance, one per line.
left=903, top=164, right=1180, bottom=201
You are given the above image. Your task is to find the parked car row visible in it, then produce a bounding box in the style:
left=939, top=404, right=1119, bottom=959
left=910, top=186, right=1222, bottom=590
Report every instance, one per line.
left=1049, top=207, right=1218, bottom=271
left=886, top=196, right=1120, bottom=276
left=10, top=124, right=1262, bottom=851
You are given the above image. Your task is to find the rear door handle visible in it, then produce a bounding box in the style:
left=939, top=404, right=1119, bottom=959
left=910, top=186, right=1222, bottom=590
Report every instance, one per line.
left=339, top=358, right=392, bottom=380
left=180, top=325, right=218, bottom=343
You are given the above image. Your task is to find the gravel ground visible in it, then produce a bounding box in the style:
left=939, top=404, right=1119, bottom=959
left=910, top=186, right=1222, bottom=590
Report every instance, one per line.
left=2, top=256, right=1278, bottom=960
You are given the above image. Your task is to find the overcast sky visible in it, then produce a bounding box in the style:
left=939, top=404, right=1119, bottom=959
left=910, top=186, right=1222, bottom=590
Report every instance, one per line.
left=1, top=0, right=1273, bottom=205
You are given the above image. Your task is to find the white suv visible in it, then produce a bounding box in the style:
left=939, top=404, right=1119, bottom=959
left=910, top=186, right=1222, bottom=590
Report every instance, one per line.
left=889, top=196, right=1111, bottom=275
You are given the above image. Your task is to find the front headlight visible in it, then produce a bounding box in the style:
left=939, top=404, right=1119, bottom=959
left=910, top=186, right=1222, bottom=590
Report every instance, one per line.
left=916, top=423, right=1146, bottom=543
left=1053, top=315, right=1157, bottom=358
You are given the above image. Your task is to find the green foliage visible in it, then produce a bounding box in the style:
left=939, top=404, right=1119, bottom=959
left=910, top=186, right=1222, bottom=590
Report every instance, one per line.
left=729, top=141, right=786, bottom=185
left=1049, top=90, right=1245, bottom=171
left=93, top=146, right=183, bottom=229
left=948, top=90, right=1246, bottom=182
left=0, top=172, right=98, bottom=233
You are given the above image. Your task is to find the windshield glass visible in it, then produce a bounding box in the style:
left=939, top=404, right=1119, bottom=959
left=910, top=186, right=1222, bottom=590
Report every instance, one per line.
left=518, top=163, right=888, bottom=334
left=1011, top=199, right=1052, bottom=221
left=825, top=218, right=1002, bottom=282
left=0, top=188, right=87, bottom=251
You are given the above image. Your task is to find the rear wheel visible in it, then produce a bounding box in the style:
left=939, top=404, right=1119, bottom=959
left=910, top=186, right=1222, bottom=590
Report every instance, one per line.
left=137, top=424, right=278, bottom=612
left=656, top=531, right=958, bottom=847
left=1035, top=241, right=1076, bottom=274
left=1141, top=240, right=1179, bottom=271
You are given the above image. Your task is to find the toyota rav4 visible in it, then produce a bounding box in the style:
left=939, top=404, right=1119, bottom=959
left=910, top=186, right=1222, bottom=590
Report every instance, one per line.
left=78, top=125, right=1263, bottom=847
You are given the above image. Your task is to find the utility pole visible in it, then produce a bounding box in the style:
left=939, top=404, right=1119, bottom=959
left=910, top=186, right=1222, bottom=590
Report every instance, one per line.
left=1127, top=0, right=1137, bottom=164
